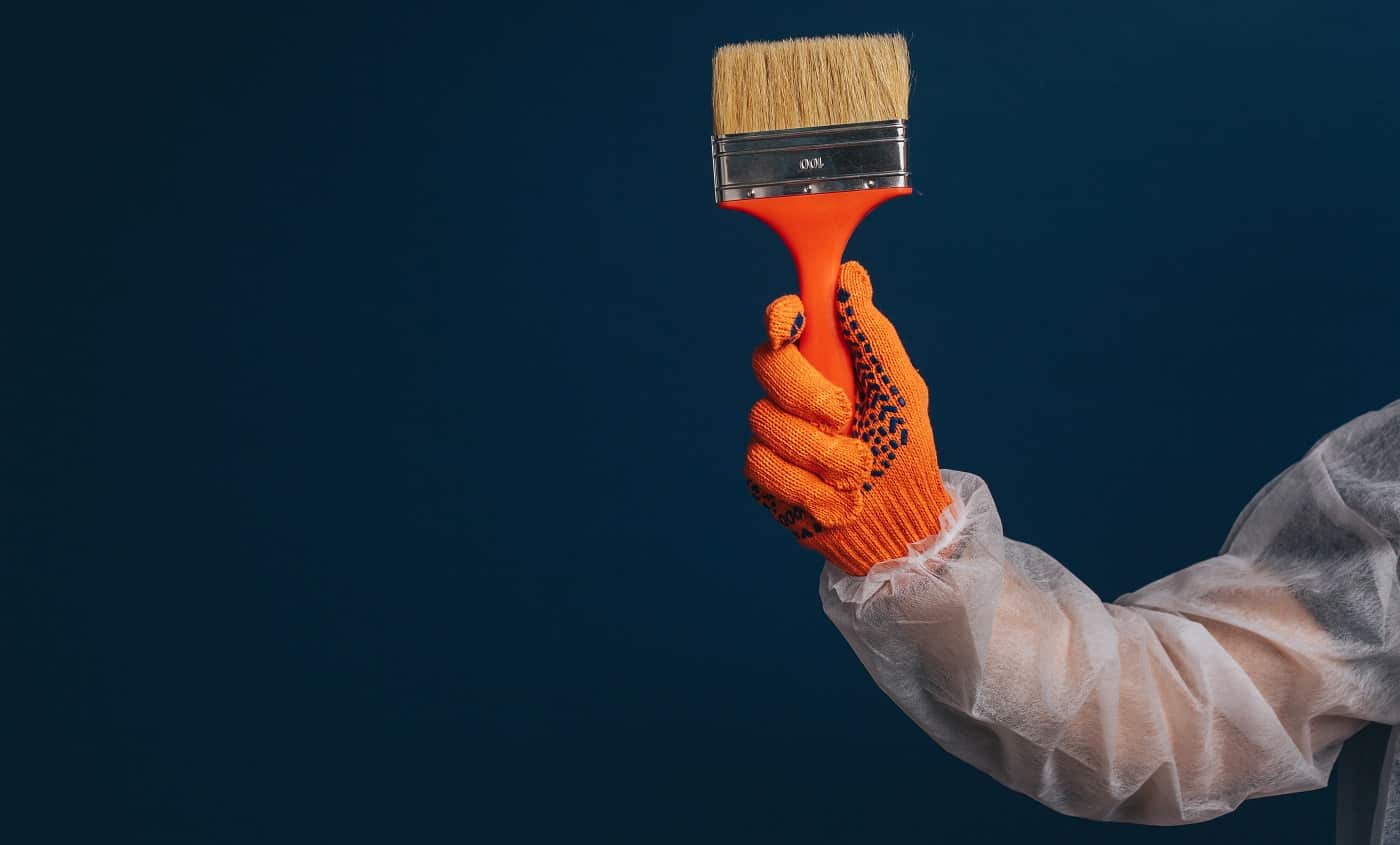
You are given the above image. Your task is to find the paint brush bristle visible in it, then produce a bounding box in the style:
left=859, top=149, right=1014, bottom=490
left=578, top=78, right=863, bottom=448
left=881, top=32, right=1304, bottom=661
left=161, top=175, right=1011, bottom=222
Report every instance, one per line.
left=711, top=33, right=910, bottom=136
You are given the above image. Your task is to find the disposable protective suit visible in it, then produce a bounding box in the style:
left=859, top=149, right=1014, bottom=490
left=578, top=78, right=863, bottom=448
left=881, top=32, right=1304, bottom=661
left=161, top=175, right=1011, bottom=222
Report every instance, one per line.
left=821, top=400, right=1400, bottom=835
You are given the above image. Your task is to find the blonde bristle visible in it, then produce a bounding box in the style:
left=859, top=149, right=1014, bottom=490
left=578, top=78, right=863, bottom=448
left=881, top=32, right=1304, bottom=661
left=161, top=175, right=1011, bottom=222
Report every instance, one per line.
left=711, top=34, right=910, bottom=136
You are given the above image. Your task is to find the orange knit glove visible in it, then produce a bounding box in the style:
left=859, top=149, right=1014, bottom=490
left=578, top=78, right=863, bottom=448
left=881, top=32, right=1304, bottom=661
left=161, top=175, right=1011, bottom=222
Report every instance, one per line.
left=745, top=261, right=954, bottom=576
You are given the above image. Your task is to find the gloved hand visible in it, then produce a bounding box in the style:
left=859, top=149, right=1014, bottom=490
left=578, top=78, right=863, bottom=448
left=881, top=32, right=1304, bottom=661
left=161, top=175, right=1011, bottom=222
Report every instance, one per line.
left=745, top=261, right=954, bottom=576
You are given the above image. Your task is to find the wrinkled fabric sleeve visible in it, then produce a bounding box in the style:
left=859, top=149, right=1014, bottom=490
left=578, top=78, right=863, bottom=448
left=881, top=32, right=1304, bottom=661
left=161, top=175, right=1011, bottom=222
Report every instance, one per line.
left=821, top=401, right=1400, bottom=824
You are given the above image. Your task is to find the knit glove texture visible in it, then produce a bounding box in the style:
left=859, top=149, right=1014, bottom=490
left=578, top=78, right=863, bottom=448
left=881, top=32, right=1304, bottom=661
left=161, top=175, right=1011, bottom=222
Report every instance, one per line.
left=745, top=261, right=954, bottom=576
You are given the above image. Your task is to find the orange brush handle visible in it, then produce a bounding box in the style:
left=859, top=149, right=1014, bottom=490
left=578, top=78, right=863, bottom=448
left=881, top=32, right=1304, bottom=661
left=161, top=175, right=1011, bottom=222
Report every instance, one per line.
left=722, top=187, right=911, bottom=433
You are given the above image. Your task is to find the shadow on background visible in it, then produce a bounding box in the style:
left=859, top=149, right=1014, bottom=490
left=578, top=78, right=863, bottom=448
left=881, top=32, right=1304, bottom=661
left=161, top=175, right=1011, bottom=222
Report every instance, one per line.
left=12, top=1, right=1400, bottom=841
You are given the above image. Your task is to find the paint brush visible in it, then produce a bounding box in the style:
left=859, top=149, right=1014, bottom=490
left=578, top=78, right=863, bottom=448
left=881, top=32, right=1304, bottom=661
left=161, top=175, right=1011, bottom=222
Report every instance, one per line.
left=712, top=33, right=912, bottom=432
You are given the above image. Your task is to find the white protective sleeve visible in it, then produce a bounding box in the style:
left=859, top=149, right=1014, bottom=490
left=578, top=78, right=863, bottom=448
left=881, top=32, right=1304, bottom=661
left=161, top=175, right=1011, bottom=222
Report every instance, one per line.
left=822, top=400, right=1400, bottom=825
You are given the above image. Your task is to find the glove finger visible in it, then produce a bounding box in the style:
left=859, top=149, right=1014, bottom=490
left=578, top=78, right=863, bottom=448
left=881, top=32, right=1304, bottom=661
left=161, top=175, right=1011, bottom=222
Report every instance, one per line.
left=764, top=293, right=806, bottom=350
left=749, top=399, right=872, bottom=490
left=745, top=439, right=861, bottom=528
left=744, top=478, right=822, bottom=541
left=752, top=342, right=852, bottom=434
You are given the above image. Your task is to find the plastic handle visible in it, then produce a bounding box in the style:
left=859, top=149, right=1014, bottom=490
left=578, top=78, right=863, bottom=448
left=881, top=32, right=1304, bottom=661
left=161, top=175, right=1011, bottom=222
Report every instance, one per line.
left=721, top=187, right=911, bottom=433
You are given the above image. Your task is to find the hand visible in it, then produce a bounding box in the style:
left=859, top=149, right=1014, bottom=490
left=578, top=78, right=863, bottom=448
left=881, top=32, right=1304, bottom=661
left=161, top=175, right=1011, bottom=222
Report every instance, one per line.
left=745, top=261, right=953, bottom=575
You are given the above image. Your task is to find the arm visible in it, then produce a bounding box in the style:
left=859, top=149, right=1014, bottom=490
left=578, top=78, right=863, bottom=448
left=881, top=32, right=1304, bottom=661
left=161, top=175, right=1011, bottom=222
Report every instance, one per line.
left=743, top=263, right=1400, bottom=823
left=825, top=453, right=1400, bottom=823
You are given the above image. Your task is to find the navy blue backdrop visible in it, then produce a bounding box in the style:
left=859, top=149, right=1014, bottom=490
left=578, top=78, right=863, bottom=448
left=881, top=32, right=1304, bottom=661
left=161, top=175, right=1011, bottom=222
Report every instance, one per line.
left=12, top=1, right=1400, bottom=842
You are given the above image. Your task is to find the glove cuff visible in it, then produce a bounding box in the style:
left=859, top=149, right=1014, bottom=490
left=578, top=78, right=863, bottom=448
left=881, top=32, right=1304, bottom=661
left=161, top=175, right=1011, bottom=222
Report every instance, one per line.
left=824, top=473, right=954, bottom=575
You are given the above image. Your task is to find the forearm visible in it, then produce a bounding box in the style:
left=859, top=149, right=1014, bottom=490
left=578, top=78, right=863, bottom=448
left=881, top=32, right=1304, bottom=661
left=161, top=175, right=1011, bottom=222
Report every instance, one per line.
left=823, top=467, right=1400, bottom=824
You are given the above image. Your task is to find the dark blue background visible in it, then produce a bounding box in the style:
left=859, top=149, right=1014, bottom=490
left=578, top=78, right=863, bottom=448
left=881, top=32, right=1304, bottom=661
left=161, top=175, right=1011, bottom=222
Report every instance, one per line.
left=12, top=1, right=1400, bottom=842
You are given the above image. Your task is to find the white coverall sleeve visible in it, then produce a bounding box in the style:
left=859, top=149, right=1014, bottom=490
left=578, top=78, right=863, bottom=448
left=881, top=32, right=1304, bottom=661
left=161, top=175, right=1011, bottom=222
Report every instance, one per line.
left=821, top=400, right=1400, bottom=825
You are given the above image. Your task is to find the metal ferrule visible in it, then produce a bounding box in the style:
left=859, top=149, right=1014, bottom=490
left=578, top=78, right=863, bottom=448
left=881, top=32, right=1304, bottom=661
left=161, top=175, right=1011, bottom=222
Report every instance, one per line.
left=711, top=119, right=909, bottom=203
